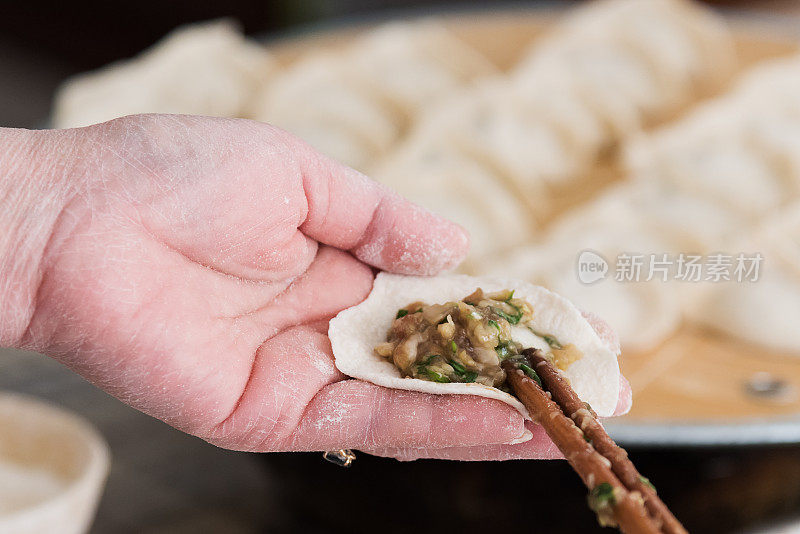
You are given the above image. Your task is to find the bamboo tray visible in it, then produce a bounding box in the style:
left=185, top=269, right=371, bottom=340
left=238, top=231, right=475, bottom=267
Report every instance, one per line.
left=264, top=5, right=800, bottom=446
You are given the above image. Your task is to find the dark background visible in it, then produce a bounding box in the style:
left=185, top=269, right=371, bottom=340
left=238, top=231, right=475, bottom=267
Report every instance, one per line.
left=3, top=1, right=800, bottom=533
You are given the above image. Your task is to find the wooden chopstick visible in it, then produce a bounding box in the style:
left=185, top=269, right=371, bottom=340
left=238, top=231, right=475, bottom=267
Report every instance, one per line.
left=525, top=350, right=688, bottom=534
left=501, top=350, right=685, bottom=534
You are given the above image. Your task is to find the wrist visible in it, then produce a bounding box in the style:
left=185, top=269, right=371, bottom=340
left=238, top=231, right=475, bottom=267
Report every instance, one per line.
left=0, top=128, right=80, bottom=348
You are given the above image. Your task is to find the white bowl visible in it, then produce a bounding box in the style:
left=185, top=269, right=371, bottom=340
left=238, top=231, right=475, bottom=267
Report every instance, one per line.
left=0, top=393, right=110, bottom=534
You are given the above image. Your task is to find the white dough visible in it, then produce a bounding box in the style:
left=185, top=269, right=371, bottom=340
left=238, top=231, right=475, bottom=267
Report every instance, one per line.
left=627, top=117, right=790, bottom=219
left=541, top=262, right=681, bottom=353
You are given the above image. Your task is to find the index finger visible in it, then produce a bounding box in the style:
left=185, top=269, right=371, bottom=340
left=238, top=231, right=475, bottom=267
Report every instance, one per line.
left=296, top=144, right=470, bottom=275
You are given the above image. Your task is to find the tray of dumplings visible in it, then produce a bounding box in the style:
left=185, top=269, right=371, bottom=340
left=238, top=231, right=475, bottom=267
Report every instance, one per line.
left=52, top=0, right=800, bottom=446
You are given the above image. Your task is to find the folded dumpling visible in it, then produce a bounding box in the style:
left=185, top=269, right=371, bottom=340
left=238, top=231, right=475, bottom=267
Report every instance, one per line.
left=347, top=21, right=496, bottom=120
left=372, top=137, right=535, bottom=270
left=53, top=21, right=276, bottom=128
left=625, top=54, right=800, bottom=220
left=686, top=204, right=800, bottom=353
left=248, top=53, right=399, bottom=170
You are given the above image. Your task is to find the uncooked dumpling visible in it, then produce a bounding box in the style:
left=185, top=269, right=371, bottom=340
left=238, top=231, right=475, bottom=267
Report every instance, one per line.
left=347, top=21, right=496, bottom=120
left=689, top=267, right=800, bottom=354
left=687, top=204, right=800, bottom=353
left=480, top=185, right=693, bottom=352
left=626, top=114, right=790, bottom=219
left=601, top=181, right=744, bottom=254
left=53, top=20, right=276, bottom=128
left=372, top=138, right=535, bottom=270
left=248, top=53, right=399, bottom=169
left=513, top=0, right=735, bottom=134
left=411, top=79, right=578, bottom=197
left=625, top=54, right=800, bottom=220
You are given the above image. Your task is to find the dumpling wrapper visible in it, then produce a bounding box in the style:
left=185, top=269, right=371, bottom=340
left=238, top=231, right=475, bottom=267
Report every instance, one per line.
left=329, top=273, right=621, bottom=419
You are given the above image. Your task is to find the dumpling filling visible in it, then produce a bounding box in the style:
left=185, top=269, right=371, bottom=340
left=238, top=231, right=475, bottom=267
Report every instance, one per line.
left=374, top=288, right=583, bottom=388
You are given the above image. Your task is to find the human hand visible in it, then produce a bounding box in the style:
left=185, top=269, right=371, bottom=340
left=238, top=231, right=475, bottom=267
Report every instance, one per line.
left=0, top=114, right=630, bottom=459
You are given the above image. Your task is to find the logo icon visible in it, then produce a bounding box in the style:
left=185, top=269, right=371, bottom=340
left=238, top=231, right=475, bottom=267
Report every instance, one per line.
left=577, top=249, right=609, bottom=284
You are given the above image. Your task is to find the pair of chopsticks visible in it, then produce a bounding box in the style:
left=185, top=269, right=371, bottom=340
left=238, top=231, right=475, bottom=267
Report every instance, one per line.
left=502, top=349, right=687, bottom=534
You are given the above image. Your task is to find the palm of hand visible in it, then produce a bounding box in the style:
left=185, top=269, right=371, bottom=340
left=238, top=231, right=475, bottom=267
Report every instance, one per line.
left=22, top=115, right=542, bottom=458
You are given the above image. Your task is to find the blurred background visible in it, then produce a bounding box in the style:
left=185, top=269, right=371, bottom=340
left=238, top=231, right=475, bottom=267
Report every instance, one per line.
left=4, top=1, right=800, bottom=533
left=0, top=0, right=790, bottom=130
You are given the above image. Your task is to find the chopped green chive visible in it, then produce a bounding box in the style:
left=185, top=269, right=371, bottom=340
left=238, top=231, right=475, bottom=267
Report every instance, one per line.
left=518, top=363, right=542, bottom=386
left=423, top=369, right=450, bottom=383
left=396, top=309, right=409, bottom=319
left=529, top=329, right=564, bottom=349
left=448, top=360, right=478, bottom=383
left=588, top=482, right=616, bottom=509
left=448, top=359, right=466, bottom=374
left=505, top=290, right=515, bottom=302
left=638, top=476, right=655, bottom=491
left=493, top=306, right=522, bottom=325
left=450, top=340, right=458, bottom=354
left=588, top=482, right=617, bottom=528
left=422, top=354, right=438, bottom=366
left=488, top=319, right=500, bottom=330
left=543, top=334, right=563, bottom=349
left=495, top=343, right=512, bottom=360
left=416, top=355, right=439, bottom=374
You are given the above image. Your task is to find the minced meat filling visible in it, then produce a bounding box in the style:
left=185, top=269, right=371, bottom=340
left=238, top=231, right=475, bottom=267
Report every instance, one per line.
left=374, top=288, right=538, bottom=387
